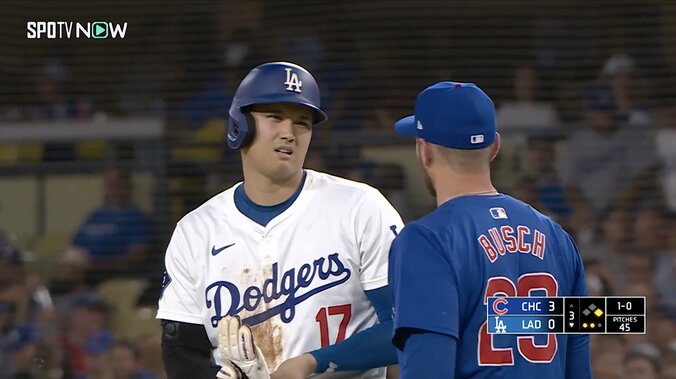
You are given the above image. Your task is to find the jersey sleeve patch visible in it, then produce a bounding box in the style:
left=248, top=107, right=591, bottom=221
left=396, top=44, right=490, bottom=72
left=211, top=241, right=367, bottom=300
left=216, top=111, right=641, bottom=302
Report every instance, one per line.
left=160, top=269, right=172, bottom=300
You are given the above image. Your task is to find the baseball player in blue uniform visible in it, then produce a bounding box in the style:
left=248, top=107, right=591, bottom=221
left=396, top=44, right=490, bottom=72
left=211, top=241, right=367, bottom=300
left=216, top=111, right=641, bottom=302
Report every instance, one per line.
left=389, top=82, right=592, bottom=378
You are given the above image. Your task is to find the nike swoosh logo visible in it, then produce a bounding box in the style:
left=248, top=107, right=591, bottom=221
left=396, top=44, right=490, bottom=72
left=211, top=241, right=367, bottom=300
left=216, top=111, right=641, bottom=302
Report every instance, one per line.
left=211, top=243, right=235, bottom=256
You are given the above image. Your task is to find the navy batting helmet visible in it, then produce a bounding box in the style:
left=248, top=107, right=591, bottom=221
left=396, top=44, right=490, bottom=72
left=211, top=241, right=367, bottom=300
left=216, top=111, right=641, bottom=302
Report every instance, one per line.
left=227, top=62, right=328, bottom=149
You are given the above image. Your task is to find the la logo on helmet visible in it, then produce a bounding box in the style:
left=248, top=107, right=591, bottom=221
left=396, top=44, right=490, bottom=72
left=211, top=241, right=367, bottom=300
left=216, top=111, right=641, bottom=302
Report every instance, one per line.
left=284, top=68, right=302, bottom=93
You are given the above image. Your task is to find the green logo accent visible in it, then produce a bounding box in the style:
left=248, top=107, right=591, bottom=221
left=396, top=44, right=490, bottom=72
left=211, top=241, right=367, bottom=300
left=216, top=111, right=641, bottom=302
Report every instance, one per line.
left=92, top=21, right=108, bottom=38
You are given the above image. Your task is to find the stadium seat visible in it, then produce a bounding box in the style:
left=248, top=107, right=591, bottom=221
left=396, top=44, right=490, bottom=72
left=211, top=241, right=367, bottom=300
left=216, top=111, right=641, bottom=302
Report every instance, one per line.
left=44, top=174, right=104, bottom=236
left=28, top=233, right=71, bottom=278
left=115, top=306, right=162, bottom=340
left=171, top=118, right=225, bottom=162
left=98, top=278, right=148, bottom=310
left=131, top=171, right=155, bottom=213
left=75, top=141, right=108, bottom=160
left=97, top=278, right=155, bottom=339
left=0, top=144, right=18, bottom=164
left=0, top=176, right=39, bottom=240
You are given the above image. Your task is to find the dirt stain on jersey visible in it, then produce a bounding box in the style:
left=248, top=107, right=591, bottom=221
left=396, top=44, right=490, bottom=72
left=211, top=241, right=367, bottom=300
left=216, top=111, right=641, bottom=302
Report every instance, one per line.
left=252, top=317, right=283, bottom=370
left=241, top=264, right=284, bottom=370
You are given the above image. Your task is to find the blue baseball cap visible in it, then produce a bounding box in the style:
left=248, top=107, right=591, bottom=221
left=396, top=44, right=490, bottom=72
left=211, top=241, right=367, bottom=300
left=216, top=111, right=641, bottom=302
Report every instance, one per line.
left=394, top=81, right=497, bottom=149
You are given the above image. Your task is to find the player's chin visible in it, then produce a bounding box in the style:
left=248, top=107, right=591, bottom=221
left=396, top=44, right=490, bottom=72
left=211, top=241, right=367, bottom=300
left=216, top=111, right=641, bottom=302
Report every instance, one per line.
left=267, top=162, right=302, bottom=180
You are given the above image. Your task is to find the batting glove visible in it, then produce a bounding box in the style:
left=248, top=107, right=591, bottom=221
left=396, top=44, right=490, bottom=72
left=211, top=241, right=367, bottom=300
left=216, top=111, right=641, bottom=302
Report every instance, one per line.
left=216, top=362, right=246, bottom=379
left=218, top=316, right=270, bottom=379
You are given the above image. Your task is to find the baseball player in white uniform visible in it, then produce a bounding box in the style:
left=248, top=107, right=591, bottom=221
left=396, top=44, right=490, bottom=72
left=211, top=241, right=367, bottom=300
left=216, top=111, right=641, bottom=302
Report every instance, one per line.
left=157, top=62, right=403, bottom=379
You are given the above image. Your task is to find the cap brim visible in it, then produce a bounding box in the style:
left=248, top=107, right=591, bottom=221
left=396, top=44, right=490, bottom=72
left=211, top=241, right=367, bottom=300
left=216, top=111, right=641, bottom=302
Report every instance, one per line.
left=394, top=115, right=417, bottom=137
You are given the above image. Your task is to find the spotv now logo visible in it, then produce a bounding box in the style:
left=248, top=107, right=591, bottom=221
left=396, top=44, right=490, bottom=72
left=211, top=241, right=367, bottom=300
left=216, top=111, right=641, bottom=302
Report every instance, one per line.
left=27, top=21, right=127, bottom=39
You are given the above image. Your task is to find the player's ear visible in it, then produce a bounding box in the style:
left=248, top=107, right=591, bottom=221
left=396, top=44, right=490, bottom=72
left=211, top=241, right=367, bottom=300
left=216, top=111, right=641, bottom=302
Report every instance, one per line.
left=416, top=138, right=431, bottom=167
left=489, top=133, right=501, bottom=162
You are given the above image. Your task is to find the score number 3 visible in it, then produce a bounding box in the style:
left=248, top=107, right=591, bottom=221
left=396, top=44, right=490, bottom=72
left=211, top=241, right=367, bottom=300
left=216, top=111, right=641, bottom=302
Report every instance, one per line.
left=479, top=273, right=558, bottom=365
left=315, top=304, right=352, bottom=347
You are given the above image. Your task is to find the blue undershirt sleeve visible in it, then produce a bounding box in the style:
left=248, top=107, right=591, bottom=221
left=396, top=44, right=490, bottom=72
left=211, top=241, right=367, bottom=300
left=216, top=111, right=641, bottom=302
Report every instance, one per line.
left=397, top=330, right=457, bottom=379
left=309, top=286, right=397, bottom=373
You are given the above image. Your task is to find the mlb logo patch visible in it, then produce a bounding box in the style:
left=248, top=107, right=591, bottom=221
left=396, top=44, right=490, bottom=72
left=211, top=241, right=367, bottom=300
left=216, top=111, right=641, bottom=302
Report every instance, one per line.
left=470, top=134, right=484, bottom=144
left=490, top=207, right=508, bottom=219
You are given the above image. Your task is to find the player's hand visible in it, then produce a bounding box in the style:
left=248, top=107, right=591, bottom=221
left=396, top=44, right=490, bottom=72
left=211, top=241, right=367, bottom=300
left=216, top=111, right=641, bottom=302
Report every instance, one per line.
left=218, top=316, right=270, bottom=379
left=270, top=354, right=316, bottom=379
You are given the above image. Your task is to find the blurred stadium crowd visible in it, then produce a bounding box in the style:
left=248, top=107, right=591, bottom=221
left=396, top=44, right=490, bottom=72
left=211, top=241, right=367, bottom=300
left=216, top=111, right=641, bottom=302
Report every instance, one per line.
left=0, top=1, right=674, bottom=378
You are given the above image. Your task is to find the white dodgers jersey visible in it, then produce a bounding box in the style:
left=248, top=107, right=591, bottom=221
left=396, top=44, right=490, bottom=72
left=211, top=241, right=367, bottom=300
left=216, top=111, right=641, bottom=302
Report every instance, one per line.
left=157, top=170, right=404, bottom=378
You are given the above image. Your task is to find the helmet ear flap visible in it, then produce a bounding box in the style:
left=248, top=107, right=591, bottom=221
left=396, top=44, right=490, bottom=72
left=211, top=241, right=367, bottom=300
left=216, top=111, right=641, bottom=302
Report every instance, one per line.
left=241, top=113, right=256, bottom=148
left=226, top=109, right=257, bottom=149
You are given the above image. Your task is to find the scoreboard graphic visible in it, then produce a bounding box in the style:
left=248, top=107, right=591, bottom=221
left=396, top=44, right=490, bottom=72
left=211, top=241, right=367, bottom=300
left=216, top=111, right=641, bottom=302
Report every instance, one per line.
left=487, top=297, right=645, bottom=334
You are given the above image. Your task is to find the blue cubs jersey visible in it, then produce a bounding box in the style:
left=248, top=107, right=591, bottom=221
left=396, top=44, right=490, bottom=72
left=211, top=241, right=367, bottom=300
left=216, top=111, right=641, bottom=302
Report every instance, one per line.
left=389, top=194, right=591, bottom=379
